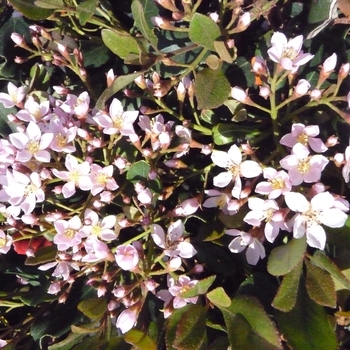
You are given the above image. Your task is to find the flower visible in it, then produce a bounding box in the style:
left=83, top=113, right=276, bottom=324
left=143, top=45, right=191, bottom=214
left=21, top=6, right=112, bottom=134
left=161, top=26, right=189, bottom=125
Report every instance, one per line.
left=115, top=244, right=139, bottom=271
left=0, top=230, right=13, bottom=254
left=211, top=144, right=262, bottom=198
left=225, top=229, right=266, bottom=265
left=116, top=308, right=138, bottom=334
left=280, top=144, right=329, bottom=185
left=0, top=82, right=27, bottom=108
left=151, top=220, right=197, bottom=269
left=267, top=32, right=314, bottom=71
left=53, top=216, right=84, bottom=251
left=88, top=164, right=118, bottom=196
left=279, top=123, right=327, bottom=153
left=284, top=192, right=348, bottom=249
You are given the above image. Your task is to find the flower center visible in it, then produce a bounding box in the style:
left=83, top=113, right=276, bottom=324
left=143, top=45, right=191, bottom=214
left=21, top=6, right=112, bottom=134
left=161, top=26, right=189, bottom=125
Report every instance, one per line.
left=112, top=115, right=124, bottom=130
left=264, top=208, right=275, bottom=222
left=68, top=170, right=81, bottom=185
left=24, top=183, right=38, bottom=196
left=304, top=208, right=321, bottom=226
left=270, top=177, right=285, bottom=190
left=297, top=133, right=309, bottom=146
left=96, top=173, right=108, bottom=185
left=27, top=140, right=40, bottom=154
left=91, top=224, right=102, bottom=237
left=64, top=228, right=76, bottom=238
left=215, top=194, right=227, bottom=209
left=56, top=133, right=67, bottom=148
left=0, top=237, right=6, bottom=248
left=297, top=159, right=310, bottom=174
left=283, top=47, right=298, bottom=60
left=229, top=164, right=240, bottom=177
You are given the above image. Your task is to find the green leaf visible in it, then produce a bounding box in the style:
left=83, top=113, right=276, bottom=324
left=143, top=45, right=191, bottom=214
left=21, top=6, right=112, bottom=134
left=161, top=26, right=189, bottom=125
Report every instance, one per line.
left=207, top=287, right=231, bottom=307
left=181, top=275, right=216, bottom=298
left=194, top=68, right=230, bottom=110
left=80, top=37, right=110, bottom=68
left=212, top=123, right=258, bottom=145
left=131, top=0, right=158, bottom=49
left=219, top=295, right=282, bottom=350
left=126, top=160, right=150, bottom=182
left=275, top=282, right=337, bottom=350
left=101, top=29, right=140, bottom=60
left=189, top=13, right=221, bottom=51
left=96, top=71, right=144, bottom=110
left=48, top=333, right=85, bottom=350
left=272, top=261, right=302, bottom=312
left=25, top=245, right=57, bottom=266
left=124, top=329, right=156, bottom=350
left=76, top=0, right=98, bottom=25
left=309, top=250, right=350, bottom=289
left=305, top=259, right=336, bottom=307
left=34, top=0, right=63, bottom=9
left=8, top=0, right=53, bottom=19
left=173, top=304, right=207, bottom=350
left=308, top=0, right=335, bottom=24
left=77, top=298, right=107, bottom=319
left=267, top=236, right=306, bottom=276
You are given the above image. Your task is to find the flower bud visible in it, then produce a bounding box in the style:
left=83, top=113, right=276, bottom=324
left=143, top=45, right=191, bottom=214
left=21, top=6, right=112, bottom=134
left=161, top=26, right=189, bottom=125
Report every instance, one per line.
left=293, top=79, right=310, bottom=97
left=339, top=63, right=350, bottom=80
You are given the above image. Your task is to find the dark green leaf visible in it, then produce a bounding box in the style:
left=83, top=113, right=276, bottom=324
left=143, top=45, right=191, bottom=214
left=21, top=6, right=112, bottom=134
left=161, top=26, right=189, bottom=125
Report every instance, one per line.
left=8, top=0, right=53, bottom=19
left=310, top=250, right=350, bottom=290
left=207, top=287, right=231, bottom=307
left=126, top=160, right=150, bottom=182
left=272, top=261, right=302, bottom=312
left=25, top=245, right=57, bottom=266
left=219, top=295, right=282, bottom=350
left=77, top=298, right=107, bottom=319
left=34, top=0, right=63, bottom=9
left=101, top=29, right=140, bottom=60
left=181, top=275, right=216, bottom=298
left=189, top=13, right=221, bottom=51
left=173, top=304, right=207, bottom=350
left=76, top=0, right=98, bottom=25
left=131, top=0, right=158, bottom=49
left=267, top=236, right=306, bottom=276
left=194, top=68, right=230, bottom=110
left=48, top=333, right=85, bottom=350
left=212, top=123, right=258, bottom=145
left=305, top=259, right=336, bottom=307
left=80, top=37, right=110, bottom=68
left=275, top=282, right=337, bottom=350
left=96, top=71, right=144, bottom=110
left=124, top=329, right=156, bottom=350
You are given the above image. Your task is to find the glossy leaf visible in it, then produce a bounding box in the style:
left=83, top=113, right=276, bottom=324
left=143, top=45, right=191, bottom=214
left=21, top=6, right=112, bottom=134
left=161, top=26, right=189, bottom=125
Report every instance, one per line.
left=275, top=282, right=337, bottom=350
left=194, top=68, right=231, bottom=110
left=25, top=245, right=57, bottom=266
left=101, top=29, right=140, bottom=60
left=189, top=13, right=221, bottom=51
left=174, top=304, right=207, bottom=350
left=181, top=275, right=216, bottom=298
left=131, top=0, right=158, bottom=49
left=207, top=287, right=231, bottom=307
left=219, top=295, right=282, bottom=350
left=9, top=0, right=53, bottom=19
left=126, top=160, right=150, bottom=182
left=34, top=0, right=63, bottom=8
left=305, top=259, right=336, bottom=307
left=124, top=329, right=156, bottom=350
left=267, top=236, right=306, bottom=276
left=272, top=261, right=302, bottom=312
left=77, top=298, right=107, bottom=319
left=309, top=250, right=350, bottom=289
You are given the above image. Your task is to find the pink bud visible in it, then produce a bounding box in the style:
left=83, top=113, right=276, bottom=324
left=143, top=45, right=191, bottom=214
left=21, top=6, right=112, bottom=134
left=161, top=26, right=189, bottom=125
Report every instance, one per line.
left=11, top=33, right=26, bottom=47
left=339, top=63, right=350, bottom=80
left=310, top=88, right=322, bottom=100
left=321, top=53, right=337, bottom=74
left=294, top=79, right=310, bottom=97
left=259, top=86, right=270, bottom=99
left=231, top=86, right=249, bottom=103
left=325, top=135, right=338, bottom=147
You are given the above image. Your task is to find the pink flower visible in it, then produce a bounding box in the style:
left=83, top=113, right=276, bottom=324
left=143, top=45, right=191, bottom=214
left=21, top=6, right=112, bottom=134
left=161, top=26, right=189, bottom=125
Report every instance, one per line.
left=151, top=220, right=197, bottom=269
left=52, top=154, right=92, bottom=198
left=280, top=144, right=328, bottom=185
left=0, top=82, right=27, bottom=108
left=88, top=164, right=118, bottom=196
left=9, top=121, right=53, bottom=162
left=267, top=32, right=314, bottom=71
left=93, top=98, right=138, bottom=135
left=211, top=144, right=262, bottom=198
left=39, top=260, right=79, bottom=280
left=0, top=230, right=13, bottom=254
left=225, top=229, right=266, bottom=265
left=203, top=189, right=239, bottom=215
left=82, top=237, right=110, bottom=262
left=60, top=92, right=90, bottom=117
left=53, top=216, right=84, bottom=251
left=279, top=123, right=327, bottom=153
left=115, top=244, right=139, bottom=271
left=16, top=96, right=50, bottom=122
left=338, top=145, right=350, bottom=182
left=255, top=167, right=292, bottom=199
left=243, top=198, right=287, bottom=243
left=116, top=308, right=138, bottom=333
left=285, top=192, right=348, bottom=249
left=49, top=119, right=77, bottom=153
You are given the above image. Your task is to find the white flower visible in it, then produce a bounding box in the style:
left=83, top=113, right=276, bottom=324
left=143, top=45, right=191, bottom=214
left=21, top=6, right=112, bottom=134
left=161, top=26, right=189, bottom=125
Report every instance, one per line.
left=284, top=192, right=348, bottom=249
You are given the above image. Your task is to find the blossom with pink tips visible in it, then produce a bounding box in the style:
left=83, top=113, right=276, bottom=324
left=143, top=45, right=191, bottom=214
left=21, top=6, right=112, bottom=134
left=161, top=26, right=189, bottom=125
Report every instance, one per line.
left=51, top=154, right=92, bottom=198
left=294, top=79, right=310, bottom=97
left=255, top=167, right=292, bottom=199
left=211, top=144, right=262, bottom=198
left=9, top=121, right=53, bottom=163
left=93, top=98, right=138, bottom=135
left=280, top=144, right=329, bottom=185
left=279, top=123, right=327, bottom=153
left=285, top=191, right=348, bottom=249
left=225, top=229, right=266, bottom=265
left=151, top=220, right=197, bottom=269
left=53, top=215, right=84, bottom=251
left=267, top=32, right=314, bottom=71
left=115, top=244, right=139, bottom=271
left=88, top=164, right=118, bottom=196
